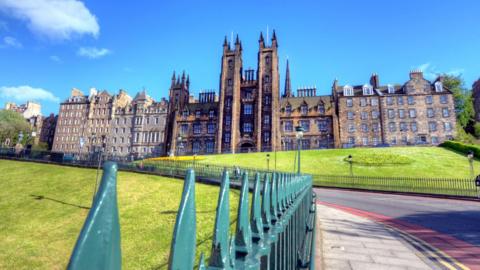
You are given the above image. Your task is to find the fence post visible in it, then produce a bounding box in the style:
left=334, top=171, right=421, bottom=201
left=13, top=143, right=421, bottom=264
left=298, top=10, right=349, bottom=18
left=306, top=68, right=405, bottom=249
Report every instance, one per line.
left=67, top=161, right=121, bottom=270
left=208, top=170, right=232, bottom=268
left=234, top=172, right=258, bottom=268
left=168, top=169, right=196, bottom=270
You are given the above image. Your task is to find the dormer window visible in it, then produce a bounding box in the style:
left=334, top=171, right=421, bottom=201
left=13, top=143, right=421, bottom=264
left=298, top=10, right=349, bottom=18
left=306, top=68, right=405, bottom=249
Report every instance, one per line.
left=195, top=110, right=201, bottom=118
left=285, top=105, right=292, bottom=114
left=435, top=81, right=443, bottom=92
left=182, top=110, right=188, bottom=118
left=318, top=104, right=325, bottom=114
left=387, top=84, right=395, bottom=94
left=301, top=104, right=308, bottom=115
left=343, top=85, right=353, bottom=96
left=363, top=84, right=373, bottom=95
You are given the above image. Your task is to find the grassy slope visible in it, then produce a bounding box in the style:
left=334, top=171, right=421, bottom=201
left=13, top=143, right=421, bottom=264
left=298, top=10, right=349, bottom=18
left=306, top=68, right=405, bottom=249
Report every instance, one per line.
left=198, top=146, right=479, bottom=178
left=0, top=160, right=239, bottom=270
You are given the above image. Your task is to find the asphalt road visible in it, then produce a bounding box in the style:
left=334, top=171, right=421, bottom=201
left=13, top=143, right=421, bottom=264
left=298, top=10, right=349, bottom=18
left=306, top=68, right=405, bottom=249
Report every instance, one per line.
left=314, top=188, right=480, bottom=247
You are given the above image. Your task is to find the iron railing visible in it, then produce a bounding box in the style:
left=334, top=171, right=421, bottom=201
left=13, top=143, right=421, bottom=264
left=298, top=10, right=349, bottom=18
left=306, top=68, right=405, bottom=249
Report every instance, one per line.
left=313, top=174, right=479, bottom=198
left=67, top=162, right=317, bottom=270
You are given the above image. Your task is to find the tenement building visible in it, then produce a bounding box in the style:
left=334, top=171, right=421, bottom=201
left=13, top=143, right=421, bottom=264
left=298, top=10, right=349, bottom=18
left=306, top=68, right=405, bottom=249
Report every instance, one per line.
left=52, top=88, right=168, bottom=159
left=333, top=71, right=456, bottom=147
left=52, top=31, right=457, bottom=158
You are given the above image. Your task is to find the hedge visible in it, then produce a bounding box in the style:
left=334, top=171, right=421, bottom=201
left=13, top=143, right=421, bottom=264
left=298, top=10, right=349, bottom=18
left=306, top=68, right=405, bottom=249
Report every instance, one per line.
left=440, top=140, right=480, bottom=158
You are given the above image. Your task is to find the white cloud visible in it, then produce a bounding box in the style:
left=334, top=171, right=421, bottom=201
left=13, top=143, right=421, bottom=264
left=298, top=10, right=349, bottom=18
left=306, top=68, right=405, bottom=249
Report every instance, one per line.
left=50, top=55, right=62, bottom=63
left=0, top=85, right=59, bottom=103
left=1, top=36, right=22, bottom=48
left=0, top=0, right=99, bottom=41
left=415, top=63, right=464, bottom=80
left=77, top=47, right=111, bottom=59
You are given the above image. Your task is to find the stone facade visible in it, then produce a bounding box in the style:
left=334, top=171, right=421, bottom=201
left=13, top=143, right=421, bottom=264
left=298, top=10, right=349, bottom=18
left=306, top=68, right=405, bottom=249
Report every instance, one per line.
left=52, top=32, right=458, bottom=158
left=52, top=88, right=168, bottom=159
left=333, top=71, right=456, bottom=147
left=39, top=113, right=57, bottom=149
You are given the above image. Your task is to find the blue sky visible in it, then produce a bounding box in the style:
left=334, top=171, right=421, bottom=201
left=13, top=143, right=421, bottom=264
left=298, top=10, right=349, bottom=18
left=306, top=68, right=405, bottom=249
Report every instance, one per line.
left=0, top=0, right=479, bottom=114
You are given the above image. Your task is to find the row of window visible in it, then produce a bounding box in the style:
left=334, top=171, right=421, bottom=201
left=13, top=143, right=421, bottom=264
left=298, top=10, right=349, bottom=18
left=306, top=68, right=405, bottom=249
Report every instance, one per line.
left=283, top=119, right=331, bottom=132
left=345, top=94, right=448, bottom=107
left=346, top=121, right=453, bottom=133
left=343, top=82, right=443, bottom=97
left=182, top=110, right=216, bottom=119
left=180, top=123, right=216, bottom=135
left=284, top=104, right=326, bottom=115
left=132, top=132, right=162, bottom=143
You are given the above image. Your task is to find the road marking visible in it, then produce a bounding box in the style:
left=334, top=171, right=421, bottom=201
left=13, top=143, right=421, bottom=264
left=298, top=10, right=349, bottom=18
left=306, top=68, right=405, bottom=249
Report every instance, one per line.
left=317, top=201, right=480, bottom=270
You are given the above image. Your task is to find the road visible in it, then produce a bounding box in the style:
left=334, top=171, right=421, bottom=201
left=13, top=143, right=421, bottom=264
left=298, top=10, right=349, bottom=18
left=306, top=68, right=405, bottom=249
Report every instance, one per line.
left=315, top=188, right=480, bottom=269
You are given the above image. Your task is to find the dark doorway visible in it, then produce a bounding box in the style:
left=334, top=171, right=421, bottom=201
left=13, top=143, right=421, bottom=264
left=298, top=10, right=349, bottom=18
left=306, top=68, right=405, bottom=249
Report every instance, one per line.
left=239, top=142, right=255, bottom=153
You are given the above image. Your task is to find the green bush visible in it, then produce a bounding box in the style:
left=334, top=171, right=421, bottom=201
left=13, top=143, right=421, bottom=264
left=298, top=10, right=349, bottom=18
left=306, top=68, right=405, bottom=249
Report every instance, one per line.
left=343, top=153, right=414, bottom=166
left=440, top=140, right=480, bottom=158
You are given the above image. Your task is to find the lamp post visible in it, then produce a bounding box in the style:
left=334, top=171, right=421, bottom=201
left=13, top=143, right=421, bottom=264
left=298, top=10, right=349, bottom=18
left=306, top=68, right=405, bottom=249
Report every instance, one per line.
left=266, top=153, right=270, bottom=171
left=193, top=153, right=197, bottom=168
left=295, top=125, right=304, bottom=174
left=176, top=135, right=182, bottom=157
left=467, top=151, right=474, bottom=179
left=348, top=154, right=353, bottom=176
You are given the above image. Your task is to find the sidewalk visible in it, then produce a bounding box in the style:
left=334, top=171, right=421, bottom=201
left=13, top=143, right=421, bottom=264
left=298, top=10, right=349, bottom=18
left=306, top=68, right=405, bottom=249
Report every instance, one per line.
left=315, top=203, right=434, bottom=270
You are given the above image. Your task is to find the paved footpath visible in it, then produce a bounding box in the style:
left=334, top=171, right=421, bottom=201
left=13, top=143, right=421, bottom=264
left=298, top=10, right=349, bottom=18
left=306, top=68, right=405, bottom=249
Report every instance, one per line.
left=316, top=203, right=435, bottom=270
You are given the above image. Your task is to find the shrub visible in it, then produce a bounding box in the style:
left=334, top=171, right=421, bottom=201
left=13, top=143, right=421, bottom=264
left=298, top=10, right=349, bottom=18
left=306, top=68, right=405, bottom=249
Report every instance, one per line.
left=440, top=140, right=480, bottom=158
left=343, top=153, right=413, bottom=166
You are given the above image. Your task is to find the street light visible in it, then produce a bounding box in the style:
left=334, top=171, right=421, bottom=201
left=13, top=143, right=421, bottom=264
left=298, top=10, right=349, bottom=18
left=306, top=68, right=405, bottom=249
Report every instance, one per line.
left=347, top=155, right=353, bottom=176
left=193, top=153, right=197, bottom=168
left=295, top=125, right=304, bottom=174
left=467, top=151, right=474, bottom=179
left=266, top=153, right=270, bottom=171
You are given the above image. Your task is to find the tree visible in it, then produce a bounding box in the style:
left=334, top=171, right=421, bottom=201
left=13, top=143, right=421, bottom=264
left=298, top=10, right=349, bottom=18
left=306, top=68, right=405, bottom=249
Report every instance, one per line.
left=441, top=74, right=475, bottom=129
left=0, top=110, right=32, bottom=146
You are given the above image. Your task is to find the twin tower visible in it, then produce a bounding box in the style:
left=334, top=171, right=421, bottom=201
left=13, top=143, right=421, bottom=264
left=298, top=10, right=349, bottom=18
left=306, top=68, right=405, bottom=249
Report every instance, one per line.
left=167, top=31, right=283, bottom=154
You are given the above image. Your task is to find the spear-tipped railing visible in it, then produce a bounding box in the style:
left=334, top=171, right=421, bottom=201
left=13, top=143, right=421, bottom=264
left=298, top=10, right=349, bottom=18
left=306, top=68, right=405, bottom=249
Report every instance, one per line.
left=66, top=163, right=316, bottom=270
left=169, top=170, right=316, bottom=270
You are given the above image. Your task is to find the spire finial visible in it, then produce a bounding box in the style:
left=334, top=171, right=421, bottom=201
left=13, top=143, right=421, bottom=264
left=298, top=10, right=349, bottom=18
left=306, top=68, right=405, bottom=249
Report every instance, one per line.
left=235, top=34, right=240, bottom=45
left=272, top=29, right=277, bottom=40
left=284, top=59, right=292, bottom=98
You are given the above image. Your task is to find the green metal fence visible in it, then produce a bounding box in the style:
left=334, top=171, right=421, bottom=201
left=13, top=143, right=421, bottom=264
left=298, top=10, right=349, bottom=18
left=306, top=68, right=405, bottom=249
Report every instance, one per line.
left=313, top=174, right=479, bottom=198
left=67, top=162, right=317, bottom=270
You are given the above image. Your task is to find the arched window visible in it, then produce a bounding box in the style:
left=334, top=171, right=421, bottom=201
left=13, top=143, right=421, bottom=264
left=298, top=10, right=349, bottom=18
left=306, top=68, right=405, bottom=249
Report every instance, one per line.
left=435, top=81, right=443, bottom=92
left=264, top=75, right=270, bottom=83
left=265, top=55, right=270, bottom=65
left=343, top=85, right=353, bottom=96
left=228, top=59, right=233, bottom=70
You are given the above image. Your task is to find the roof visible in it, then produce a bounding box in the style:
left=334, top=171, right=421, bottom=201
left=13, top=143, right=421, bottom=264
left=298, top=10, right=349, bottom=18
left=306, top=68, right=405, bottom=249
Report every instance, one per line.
left=183, top=101, right=219, bottom=113
left=280, top=95, right=331, bottom=109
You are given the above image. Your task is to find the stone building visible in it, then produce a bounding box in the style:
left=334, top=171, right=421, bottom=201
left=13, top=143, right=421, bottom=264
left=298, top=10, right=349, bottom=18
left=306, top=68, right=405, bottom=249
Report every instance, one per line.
left=473, top=78, right=480, bottom=122
left=52, top=31, right=458, bottom=158
left=279, top=61, right=337, bottom=150
left=39, top=113, right=57, bottom=149
left=5, top=101, right=41, bottom=119
left=216, top=33, right=281, bottom=153
left=52, top=88, right=168, bottom=159
left=333, top=71, right=456, bottom=147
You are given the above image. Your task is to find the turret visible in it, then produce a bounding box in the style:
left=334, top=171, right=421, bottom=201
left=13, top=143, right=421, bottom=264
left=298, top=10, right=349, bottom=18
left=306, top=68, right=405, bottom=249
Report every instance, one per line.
left=271, top=29, right=278, bottom=48
left=259, top=32, right=265, bottom=48
left=235, top=34, right=242, bottom=51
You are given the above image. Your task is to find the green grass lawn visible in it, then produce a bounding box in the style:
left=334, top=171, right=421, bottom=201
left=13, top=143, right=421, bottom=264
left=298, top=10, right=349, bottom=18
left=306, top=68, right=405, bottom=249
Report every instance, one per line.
left=0, top=160, right=240, bottom=270
left=197, top=146, right=479, bottom=179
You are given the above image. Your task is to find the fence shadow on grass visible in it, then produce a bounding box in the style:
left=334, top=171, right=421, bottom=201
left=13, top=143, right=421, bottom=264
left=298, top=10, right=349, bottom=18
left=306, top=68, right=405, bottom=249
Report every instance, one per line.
left=30, top=194, right=91, bottom=210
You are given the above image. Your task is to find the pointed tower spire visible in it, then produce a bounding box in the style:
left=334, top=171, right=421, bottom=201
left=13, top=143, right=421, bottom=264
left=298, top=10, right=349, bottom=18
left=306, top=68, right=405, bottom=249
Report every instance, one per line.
left=235, top=34, right=240, bottom=45
left=271, top=29, right=278, bottom=48
left=284, top=60, right=292, bottom=98
left=186, top=74, right=190, bottom=88
left=171, top=71, right=176, bottom=86
left=259, top=32, right=265, bottom=48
